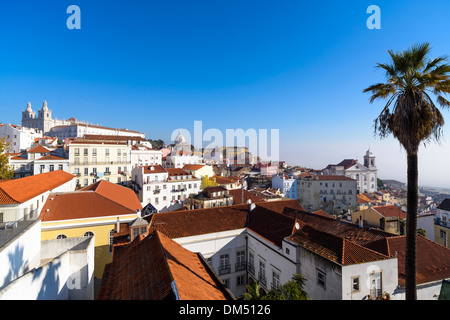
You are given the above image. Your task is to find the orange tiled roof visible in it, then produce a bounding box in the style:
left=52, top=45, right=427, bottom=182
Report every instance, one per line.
left=166, top=168, right=189, bottom=177
left=27, top=145, right=51, bottom=153
left=372, top=205, right=407, bottom=219
left=41, top=181, right=142, bottom=222
left=182, top=164, right=205, bottom=170
left=368, top=235, right=450, bottom=286
left=141, top=165, right=167, bottom=174
left=287, top=224, right=389, bottom=265
left=149, top=204, right=249, bottom=239
left=35, top=154, right=68, bottom=161
left=81, top=180, right=143, bottom=211
left=227, top=189, right=265, bottom=205
left=0, top=170, right=75, bottom=205
left=149, top=200, right=305, bottom=243
left=40, top=192, right=138, bottom=222
left=97, top=230, right=232, bottom=300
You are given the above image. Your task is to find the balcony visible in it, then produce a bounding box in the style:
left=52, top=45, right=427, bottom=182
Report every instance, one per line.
left=235, top=261, right=247, bottom=272
left=248, top=264, right=255, bottom=276
left=153, top=189, right=161, bottom=194
left=258, top=272, right=267, bottom=287
left=436, top=218, right=450, bottom=229
left=218, top=264, right=231, bottom=275
left=104, top=171, right=111, bottom=176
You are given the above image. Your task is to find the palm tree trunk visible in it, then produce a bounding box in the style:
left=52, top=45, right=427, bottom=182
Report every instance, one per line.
left=405, top=151, right=418, bottom=300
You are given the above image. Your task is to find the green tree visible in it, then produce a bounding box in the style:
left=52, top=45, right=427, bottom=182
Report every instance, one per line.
left=264, top=273, right=309, bottom=300
left=243, top=281, right=262, bottom=300
left=0, top=138, right=15, bottom=180
left=244, top=273, right=309, bottom=300
left=363, top=43, right=450, bottom=300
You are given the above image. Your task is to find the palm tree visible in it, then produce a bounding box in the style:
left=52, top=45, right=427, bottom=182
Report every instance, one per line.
left=363, top=43, right=450, bottom=300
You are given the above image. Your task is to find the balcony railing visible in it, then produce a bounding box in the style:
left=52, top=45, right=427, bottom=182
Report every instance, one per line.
left=258, top=272, right=267, bottom=287
left=218, top=264, right=231, bottom=275
left=248, top=264, right=255, bottom=276
left=436, top=219, right=449, bottom=228
left=235, top=261, right=247, bottom=272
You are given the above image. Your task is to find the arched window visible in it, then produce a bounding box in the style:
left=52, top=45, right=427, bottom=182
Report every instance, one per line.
left=56, top=234, right=67, bottom=239
left=84, top=231, right=94, bottom=237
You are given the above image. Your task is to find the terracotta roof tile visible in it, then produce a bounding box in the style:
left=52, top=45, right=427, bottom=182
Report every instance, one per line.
left=81, top=180, right=142, bottom=211
left=382, top=235, right=450, bottom=286
left=27, top=145, right=51, bottom=153
left=35, top=154, right=68, bottom=161
left=41, top=180, right=142, bottom=221
left=227, top=189, right=265, bottom=205
left=0, top=170, right=75, bottom=205
left=142, top=165, right=167, bottom=174
left=182, top=164, right=205, bottom=170
left=97, top=231, right=232, bottom=300
left=372, top=205, right=407, bottom=219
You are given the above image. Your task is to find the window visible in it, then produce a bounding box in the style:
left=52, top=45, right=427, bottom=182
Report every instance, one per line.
left=74, top=148, right=79, bottom=156
left=49, top=165, right=54, bottom=172
left=219, top=254, right=231, bottom=275
left=317, top=269, right=326, bottom=288
left=272, top=272, right=280, bottom=289
left=370, top=272, right=382, bottom=298
left=84, top=148, right=88, bottom=156
left=105, top=149, right=110, bottom=156
left=58, top=164, right=63, bottom=170
left=132, top=228, right=139, bottom=239
left=92, top=148, right=97, bottom=156
left=84, top=231, right=94, bottom=237
left=259, top=261, right=266, bottom=286
left=56, top=234, right=67, bottom=239
left=84, top=168, right=89, bottom=176
left=237, top=275, right=245, bottom=287
left=352, top=276, right=360, bottom=293
left=40, top=165, right=45, bottom=173
left=236, top=251, right=246, bottom=271
left=285, top=247, right=290, bottom=255
left=109, top=229, right=114, bottom=253
left=223, top=279, right=229, bottom=288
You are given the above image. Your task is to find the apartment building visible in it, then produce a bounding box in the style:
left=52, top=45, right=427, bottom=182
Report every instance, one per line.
left=297, top=175, right=358, bottom=214
left=68, top=140, right=131, bottom=187
left=131, top=165, right=201, bottom=212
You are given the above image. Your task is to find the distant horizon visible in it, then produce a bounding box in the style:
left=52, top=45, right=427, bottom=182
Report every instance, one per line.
left=2, top=0, right=450, bottom=189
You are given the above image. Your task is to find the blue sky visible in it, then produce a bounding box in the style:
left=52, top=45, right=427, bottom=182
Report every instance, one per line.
left=1, top=0, right=450, bottom=187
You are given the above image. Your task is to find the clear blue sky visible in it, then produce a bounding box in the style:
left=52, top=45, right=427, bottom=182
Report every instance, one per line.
left=1, top=0, right=450, bottom=187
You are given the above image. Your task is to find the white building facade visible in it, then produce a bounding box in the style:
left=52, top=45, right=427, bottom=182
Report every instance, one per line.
left=272, top=174, right=297, bottom=199
left=0, top=123, right=43, bottom=153
left=132, top=165, right=201, bottom=212
left=297, top=175, right=358, bottom=213
left=324, top=149, right=378, bottom=194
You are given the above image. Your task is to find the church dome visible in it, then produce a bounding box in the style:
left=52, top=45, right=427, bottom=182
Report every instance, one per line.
left=174, top=130, right=186, bottom=144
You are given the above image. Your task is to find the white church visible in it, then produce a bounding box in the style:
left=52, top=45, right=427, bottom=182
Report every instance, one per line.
left=21, top=100, right=144, bottom=139
left=323, top=149, right=378, bottom=194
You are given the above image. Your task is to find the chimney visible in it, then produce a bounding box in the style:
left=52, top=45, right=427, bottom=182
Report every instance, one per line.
left=116, top=217, right=120, bottom=233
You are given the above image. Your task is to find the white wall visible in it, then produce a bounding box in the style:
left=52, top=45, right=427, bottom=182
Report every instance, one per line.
left=0, top=236, right=95, bottom=300
left=174, top=229, right=248, bottom=297
left=0, top=220, right=42, bottom=290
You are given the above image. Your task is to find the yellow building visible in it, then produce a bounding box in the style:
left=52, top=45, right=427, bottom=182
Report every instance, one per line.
left=68, top=139, right=131, bottom=187
left=352, top=205, right=407, bottom=235
left=39, top=180, right=142, bottom=279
